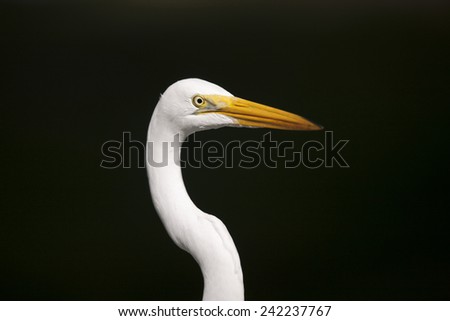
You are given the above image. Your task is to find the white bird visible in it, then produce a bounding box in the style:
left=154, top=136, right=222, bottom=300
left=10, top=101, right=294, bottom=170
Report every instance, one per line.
left=146, top=79, right=321, bottom=300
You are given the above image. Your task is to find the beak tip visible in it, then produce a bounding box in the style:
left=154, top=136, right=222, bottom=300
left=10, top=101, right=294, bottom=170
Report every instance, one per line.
left=300, top=121, right=323, bottom=131
left=313, top=123, right=324, bottom=130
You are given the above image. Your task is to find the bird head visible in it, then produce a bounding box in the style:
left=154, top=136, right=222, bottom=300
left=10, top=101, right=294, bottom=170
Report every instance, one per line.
left=155, top=78, right=322, bottom=135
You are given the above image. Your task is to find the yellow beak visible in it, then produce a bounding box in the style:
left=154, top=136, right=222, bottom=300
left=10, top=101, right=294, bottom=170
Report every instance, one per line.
left=198, top=95, right=322, bottom=131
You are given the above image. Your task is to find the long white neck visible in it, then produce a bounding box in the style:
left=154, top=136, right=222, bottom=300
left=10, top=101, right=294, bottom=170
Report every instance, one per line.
left=146, top=107, right=244, bottom=300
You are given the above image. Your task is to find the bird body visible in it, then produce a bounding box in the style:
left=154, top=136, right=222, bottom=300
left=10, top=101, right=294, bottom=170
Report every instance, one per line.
left=146, top=79, right=320, bottom=300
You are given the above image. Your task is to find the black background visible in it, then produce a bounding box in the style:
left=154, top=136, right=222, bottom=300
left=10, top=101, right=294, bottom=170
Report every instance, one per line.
left=1, top=1, right=450, bottom=300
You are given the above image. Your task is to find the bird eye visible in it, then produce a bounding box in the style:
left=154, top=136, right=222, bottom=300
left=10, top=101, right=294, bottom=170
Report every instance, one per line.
left=192, top=95, right=205, bottom=107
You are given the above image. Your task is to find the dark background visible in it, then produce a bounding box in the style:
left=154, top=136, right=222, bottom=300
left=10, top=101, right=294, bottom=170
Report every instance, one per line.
left=1, top=0, right=449, bottom=300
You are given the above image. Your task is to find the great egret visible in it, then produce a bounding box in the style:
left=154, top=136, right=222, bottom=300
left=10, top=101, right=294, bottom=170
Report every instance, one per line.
left=146, top=79, right=321, bottom=300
